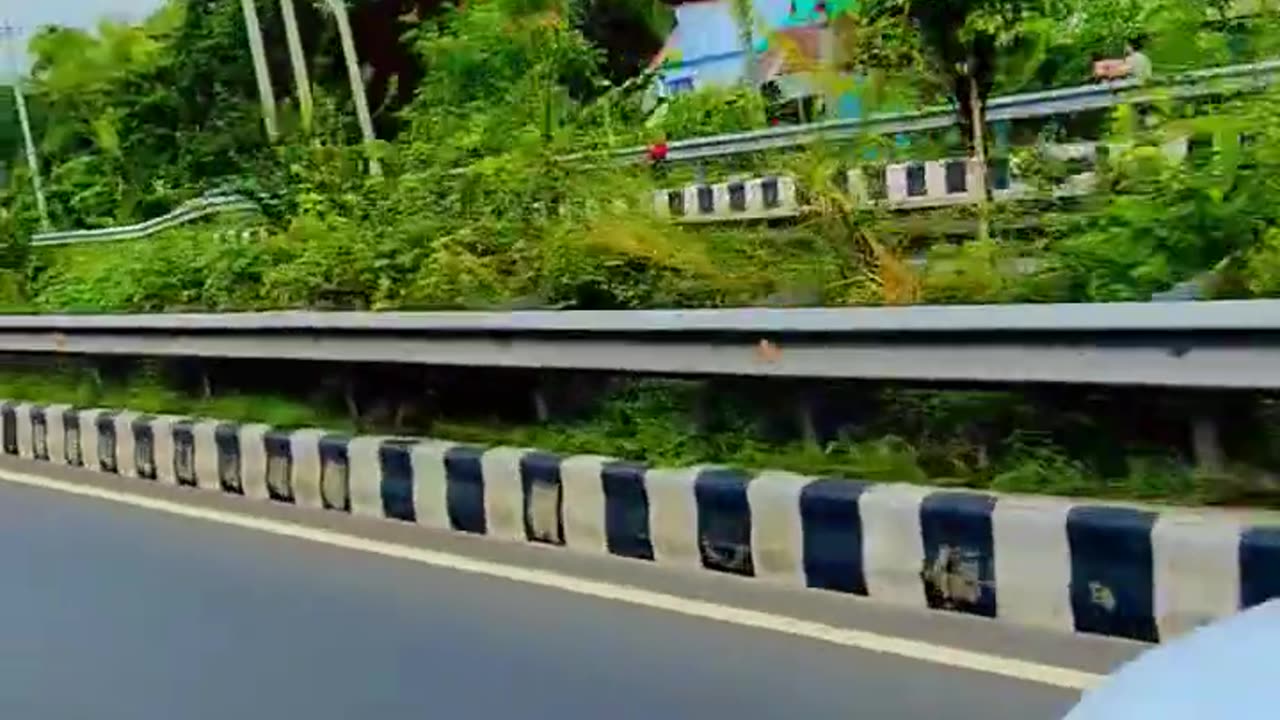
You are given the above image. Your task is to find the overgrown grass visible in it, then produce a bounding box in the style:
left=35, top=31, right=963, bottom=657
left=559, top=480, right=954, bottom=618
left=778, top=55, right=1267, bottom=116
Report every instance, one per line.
left=0, top=369, right=352, bottom=431
left=0, top=365, right=1266, bottom=508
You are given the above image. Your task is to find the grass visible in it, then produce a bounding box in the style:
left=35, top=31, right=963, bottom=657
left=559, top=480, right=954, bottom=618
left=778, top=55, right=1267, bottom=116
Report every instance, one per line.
left=0, top=369, right=352, bottom=432
left=0, top=366, right=1267, bottom=508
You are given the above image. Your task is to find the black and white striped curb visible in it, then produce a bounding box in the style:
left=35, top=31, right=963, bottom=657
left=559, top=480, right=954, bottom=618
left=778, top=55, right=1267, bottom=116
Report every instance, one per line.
left=4, top=399, right=1277, bottom=644
left=652, top=138, right=1197, bottom=221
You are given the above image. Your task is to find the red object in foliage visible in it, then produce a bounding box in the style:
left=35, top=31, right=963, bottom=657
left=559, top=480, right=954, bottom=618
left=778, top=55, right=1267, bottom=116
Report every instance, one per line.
left=648, top=142, right=669, bottom=162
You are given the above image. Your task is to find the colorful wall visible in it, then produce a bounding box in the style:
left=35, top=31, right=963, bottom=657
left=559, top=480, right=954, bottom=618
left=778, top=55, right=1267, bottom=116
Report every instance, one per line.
left=651, top=0, right=862, bottom=117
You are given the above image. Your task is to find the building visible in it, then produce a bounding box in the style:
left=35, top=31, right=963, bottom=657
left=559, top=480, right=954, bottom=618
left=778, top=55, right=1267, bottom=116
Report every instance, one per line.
left=648, top=0, right=861, bottom=118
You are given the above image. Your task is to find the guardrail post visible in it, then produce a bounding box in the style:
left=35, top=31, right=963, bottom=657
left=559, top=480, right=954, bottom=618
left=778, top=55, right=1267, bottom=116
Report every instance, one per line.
left=1191, top=412, right=1225, bottom=475
left=794, top=385, right=820, bottom=449
left=529, top=373, right=606, bottom=424
left=343, top=376, right=362, bottom=431
left=1188, top=391, right=1228, bottom=476
left=532, top=384, right=551, bottom=423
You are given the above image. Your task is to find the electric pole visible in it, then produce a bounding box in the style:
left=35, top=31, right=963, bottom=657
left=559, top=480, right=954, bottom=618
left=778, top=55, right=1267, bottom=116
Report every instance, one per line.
left=1, top=21, right=51, bottom=233
left=278, top=0, right=313, bottom=133
left=323, top=0, right=380, bottom=176
left=239, top=0, right=280, bottom=141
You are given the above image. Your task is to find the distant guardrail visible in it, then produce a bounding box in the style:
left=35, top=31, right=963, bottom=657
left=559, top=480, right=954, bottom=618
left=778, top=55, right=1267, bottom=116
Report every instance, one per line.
left=30, top=193, right=259, bottom=247
left=591, top=59, right=1280, bottom=165
left=655, top=137, right=1196, bottom=222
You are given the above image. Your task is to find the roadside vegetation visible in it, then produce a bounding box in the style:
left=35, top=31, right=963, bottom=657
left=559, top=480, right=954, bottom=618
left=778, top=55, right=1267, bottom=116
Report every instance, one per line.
left=3, top=358, right=1278, bottom=508
left=1, top=0, right=1279, bottom=505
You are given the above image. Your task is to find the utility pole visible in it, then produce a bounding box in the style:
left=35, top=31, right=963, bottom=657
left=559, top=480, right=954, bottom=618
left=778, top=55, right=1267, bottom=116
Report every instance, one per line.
left=323, top=0, right=380, bottom=176
left=1, top=22, right=51, bottom=232
left=278, top=0, right=313, bottom=132
left=731, top=0, right=759, bottom=91
left=238, top=0, right=280, bottom=141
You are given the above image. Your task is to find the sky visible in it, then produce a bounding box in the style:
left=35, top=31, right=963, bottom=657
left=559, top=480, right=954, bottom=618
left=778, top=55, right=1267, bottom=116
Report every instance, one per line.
left=4, top=0, right=165, bottom=34
left=2, top=0, right=166, bottom=76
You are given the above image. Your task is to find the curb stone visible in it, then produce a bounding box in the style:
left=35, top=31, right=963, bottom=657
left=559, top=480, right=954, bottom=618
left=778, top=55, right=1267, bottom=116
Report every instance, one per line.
left=3, top=399, right=1278, bottom=644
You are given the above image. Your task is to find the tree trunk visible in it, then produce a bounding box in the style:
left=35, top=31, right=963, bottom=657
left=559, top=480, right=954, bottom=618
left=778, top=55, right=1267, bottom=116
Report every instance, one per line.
left=967, top=69, right=991, bottom=243
left=732, top=0, right=758, bottom=90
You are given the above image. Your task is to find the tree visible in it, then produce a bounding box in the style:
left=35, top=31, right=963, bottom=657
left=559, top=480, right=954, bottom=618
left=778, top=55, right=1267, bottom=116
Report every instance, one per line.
left=866, top=1, right=1057, bottom=155
left=0, top=90, right=19, bottom=166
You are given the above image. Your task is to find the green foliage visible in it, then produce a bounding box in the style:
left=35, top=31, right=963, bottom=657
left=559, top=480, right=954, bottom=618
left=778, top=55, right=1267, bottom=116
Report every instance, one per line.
left=1046, top=92, right=1280, bottom=301
left=919, top=239, right=1071, bottom=303
left=1242, top=228, right=1280, bottom=297
left=0, top=361, right=1265, bottom=505
left=3, top=0, right=1280, bottom=512
left=645, top=87, right=768, bottom=142
left=0, top=365, right=349, bottom=431
left=11, top=1, right=276, bottom=231
left=860, top=0, right=1059, bottom=152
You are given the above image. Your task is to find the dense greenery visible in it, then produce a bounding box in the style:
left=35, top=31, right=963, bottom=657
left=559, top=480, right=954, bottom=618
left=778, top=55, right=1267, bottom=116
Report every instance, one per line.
left=2, top=357, right=1277, bottom=506
left=0, top=0, right=1279, bottom=504
left=0, top=0, right=1273, bottom=310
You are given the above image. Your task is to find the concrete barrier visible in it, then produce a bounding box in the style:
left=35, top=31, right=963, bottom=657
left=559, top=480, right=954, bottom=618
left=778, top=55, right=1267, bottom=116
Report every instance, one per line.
left=44, top=404, right=73, bottom=466
left=4, top=399, right=1279, bottom=644
left=653, top=176, right=801, bottom=222
left=15, top=403, right=34, bottom=460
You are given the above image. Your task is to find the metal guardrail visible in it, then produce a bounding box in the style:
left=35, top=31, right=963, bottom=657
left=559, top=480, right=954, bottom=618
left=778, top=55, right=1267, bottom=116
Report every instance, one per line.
left=30, top=194, right=259, bottom=247
left=599, top=59, right=1280, bottom=165
left=2, top=300, right=1279, bottom=388
left=656, top=137, right=1195, bottom=222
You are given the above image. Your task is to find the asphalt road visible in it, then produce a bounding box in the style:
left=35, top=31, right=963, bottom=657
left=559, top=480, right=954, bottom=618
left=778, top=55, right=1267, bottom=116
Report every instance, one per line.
left=0, top=467, right=1139, bottom=719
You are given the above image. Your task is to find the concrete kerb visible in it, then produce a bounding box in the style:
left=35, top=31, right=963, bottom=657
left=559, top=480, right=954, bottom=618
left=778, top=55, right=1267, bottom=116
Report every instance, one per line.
left=1, top=398, right=1277, bottom=645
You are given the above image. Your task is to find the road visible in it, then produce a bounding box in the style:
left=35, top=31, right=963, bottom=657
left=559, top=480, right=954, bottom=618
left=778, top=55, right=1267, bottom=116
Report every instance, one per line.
left=0, top=461, right=1144, bottom=719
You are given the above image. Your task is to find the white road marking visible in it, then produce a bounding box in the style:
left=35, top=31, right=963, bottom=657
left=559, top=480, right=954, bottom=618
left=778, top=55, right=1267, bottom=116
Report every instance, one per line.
left=0, top=468, right=1104, bottom=691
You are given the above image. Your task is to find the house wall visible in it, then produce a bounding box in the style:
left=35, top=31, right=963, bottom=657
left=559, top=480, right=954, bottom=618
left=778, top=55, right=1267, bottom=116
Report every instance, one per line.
left=653, top=0, right=865, bottom=118
left=655, top=0, right=798, bottom=96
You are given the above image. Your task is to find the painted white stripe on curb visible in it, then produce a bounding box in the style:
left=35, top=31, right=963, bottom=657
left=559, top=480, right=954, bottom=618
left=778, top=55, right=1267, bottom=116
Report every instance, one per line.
left=46, top=405, right=72, bottom=466
left=560, top=455, right=610, bottom=555
left=748, top=470, right=808, bottom=586
left=1153, top=512, right=1243, bottom=640
left=481, top=447, right=528, bottom=542
left=410, top=441, right=453, bottom=531
left=0, top=467, right=1102, bottom=692
left=114, top=411, right=142, bottom=478
left=861, top=483, right=930, bottom=609
left=347, top=436, right=385, bottom=519
left=993, top=497, right=1074, bottom=633
left=289, top=429, right=327, bottom=509
left=646, top=467, right=703, bottom=570
left=193, top=421, right=221, bottom=490
left=238, top=424, right=271, bottom=501
left=151, top=416, right=180, bottom=485
left=15, top=403, right=33, bottom=460
left=79, top=410, right=104, bottom=472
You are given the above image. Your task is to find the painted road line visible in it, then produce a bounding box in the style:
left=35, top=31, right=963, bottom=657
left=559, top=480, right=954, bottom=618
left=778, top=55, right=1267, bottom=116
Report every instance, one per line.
left=0, top=468, right=1104, bottom=691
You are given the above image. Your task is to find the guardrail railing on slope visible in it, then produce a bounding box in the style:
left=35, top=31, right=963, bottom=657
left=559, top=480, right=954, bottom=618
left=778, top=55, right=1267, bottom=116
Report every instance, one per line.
left=30, top=193, right=259, bottom=247
left=596, top=59, right=1280, bottom=165
left=0, top=300, right=1277, bottom=389
left=655, top=137, right=1195, bottom=222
